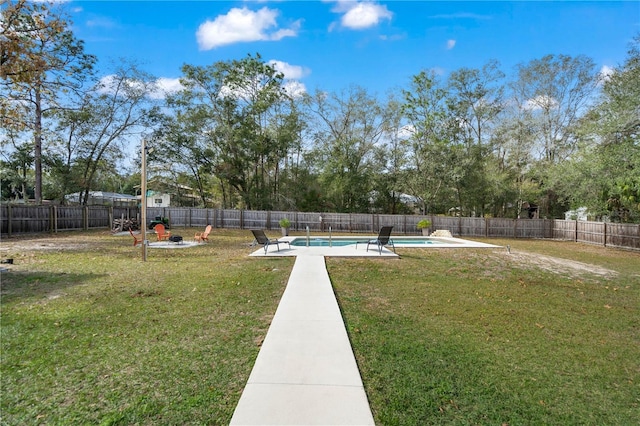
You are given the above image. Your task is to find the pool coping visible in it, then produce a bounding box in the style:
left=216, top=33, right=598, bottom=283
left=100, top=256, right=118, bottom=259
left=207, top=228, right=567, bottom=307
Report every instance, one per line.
left=249, top=235, right=501, bottom=257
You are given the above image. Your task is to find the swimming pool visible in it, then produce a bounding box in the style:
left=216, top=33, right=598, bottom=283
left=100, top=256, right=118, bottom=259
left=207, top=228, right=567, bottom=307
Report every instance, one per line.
left=289, top=236, right=462, bottom=247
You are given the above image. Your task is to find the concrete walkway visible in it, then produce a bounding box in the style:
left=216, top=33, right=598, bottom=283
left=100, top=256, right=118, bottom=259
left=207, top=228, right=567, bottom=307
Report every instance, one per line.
left=230, top=255, right=375, bottom=425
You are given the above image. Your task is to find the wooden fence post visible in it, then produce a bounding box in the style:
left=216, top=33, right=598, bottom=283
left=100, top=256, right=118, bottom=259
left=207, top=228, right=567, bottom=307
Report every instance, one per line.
left=240, top=209, right=244, bottom=229
left=53, top=205, right=58, bottom=233
left=603, top=222, right=607, bottom=247
left=7, top=204, right=12, bottom=237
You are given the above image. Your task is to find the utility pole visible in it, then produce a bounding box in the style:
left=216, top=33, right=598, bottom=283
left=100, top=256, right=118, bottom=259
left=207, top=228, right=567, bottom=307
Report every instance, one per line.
left=141, top=139, right=148, bottom=261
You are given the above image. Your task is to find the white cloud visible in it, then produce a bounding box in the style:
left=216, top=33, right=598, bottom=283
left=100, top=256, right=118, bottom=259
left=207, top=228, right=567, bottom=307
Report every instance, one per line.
left=446, top=39, right=456, bottom=50
left=379, top=33, right=405, bottom=41
left=196, top=7, right=300, bottom=50
left=268, top=60, right=309, bottom=80
left=96, top=75, right=183, bottom=100
left=86, top=17, right=116, bottom=29
left=330, top=1, right=392, bottom=30
left=149, top=78, right=184, bottom=99
left=267, top=60, right=309, bottom=97
left=599, top=65, right=615, bottom=83
left=283, top=80, right=307, bottom=98
left=524, top=95, right=559, bottom=111
left=397, top=124, right=414, bottom=139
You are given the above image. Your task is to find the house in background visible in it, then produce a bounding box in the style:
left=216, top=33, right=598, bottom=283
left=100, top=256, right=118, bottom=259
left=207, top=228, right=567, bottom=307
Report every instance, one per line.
left=134, top=179, right=200, bottom=207
left=65, top=191, right=137, bottom=207
left=565, top=207, right=589, bottom=221
left=144, top=191, right=171, bottom=207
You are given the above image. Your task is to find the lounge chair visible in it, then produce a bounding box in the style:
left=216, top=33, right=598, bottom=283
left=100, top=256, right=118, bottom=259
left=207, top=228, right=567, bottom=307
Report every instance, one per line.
left=251, top=229, right=290, bottom=254
left=195, top=225, right=212, bottom=243
left=154, top=223, right=171, bottom=241
left=364, top=226, right=396, bottom=254
left=129, top=227, right=142, bottom=247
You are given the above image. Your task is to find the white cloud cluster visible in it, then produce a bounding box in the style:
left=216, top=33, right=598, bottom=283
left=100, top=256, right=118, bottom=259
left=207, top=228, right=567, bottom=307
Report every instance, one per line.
left=96, top=75, right=184, bottom=100
left=524, top=95, right=559, bottom=111
left=149, top=77, right=184, bottom=100
left=196, top=7, right=300, bottom=50
left=329, top=1, right=392, bottom=30
left=268, top=60, right=309, bottom=80
left=599, top=65, right=615, bottom=83
left=268, top=60, right=309, bottom=98
left=283, top=80, right=307, bottom=98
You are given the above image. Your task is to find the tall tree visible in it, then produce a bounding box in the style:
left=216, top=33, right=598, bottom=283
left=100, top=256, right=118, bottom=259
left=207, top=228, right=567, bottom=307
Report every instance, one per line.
left=370, top=95, right=411, bottom=214
left=401, top=70, right=449, bottom=214
left=165, top=54, right=298, bottom=210
left=510, top=54, right=599, bottom=217
left=512, top=54, right=599, bottom=163
left=446, top=60, right=505, bottom=216
left=49, top=63, right=162, bottom=205
left=306, top=85, right=386, bottom=213
left=1, top=0, right=96, bottom=203
left=557, top=35, right=640, bottom=221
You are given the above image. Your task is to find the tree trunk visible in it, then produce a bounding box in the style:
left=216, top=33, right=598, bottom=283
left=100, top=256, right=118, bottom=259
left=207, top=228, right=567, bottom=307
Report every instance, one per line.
left=34, top=87, right=43, bottom=204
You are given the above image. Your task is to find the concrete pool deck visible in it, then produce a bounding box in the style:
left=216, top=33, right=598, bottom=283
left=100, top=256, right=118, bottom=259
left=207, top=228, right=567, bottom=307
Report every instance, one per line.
left=234, top=235, right=501, bottom=424
left=249, top=235, right=500, bottom=257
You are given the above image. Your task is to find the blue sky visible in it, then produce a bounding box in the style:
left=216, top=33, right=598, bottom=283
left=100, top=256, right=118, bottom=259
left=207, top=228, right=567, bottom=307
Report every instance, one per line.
left=68, top=1, right=639, bottom=97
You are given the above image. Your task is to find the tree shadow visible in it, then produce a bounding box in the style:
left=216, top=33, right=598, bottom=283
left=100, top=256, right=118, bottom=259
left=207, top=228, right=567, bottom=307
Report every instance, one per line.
left=0, top=270, right=108, bottom=302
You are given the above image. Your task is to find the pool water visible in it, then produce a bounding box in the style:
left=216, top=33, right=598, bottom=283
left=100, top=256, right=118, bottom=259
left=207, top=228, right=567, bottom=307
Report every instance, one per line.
left=289, top=237, right=460, bottom=247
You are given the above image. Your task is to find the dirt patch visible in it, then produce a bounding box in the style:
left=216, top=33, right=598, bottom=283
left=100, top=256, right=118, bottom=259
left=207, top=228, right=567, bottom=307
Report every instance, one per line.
left=498, top=249, right=618, bottom=279
left=1, top=239, right=94, bottom=254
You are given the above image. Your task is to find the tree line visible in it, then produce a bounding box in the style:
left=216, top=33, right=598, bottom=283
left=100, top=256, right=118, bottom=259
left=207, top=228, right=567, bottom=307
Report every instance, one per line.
left=2, top=0, right=639, bottom=222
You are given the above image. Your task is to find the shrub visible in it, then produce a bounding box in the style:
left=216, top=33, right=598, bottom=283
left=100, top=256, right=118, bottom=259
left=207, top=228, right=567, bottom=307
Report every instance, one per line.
left=416, top=219, right=431, bottom=229
left=279, top=218, right=291, bottom=228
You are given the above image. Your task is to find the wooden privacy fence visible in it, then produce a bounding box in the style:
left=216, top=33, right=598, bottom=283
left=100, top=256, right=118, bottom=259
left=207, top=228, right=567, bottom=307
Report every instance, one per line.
left=2, top=205, right=639, bottom=250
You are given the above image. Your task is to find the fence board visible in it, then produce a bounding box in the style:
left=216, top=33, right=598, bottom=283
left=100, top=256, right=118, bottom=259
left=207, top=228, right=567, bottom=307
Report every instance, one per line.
left=578, top=221, right=605, bottom=245
left=606, top=222, right=640, bottom=250
left=2, top=204, right=639, bottom=251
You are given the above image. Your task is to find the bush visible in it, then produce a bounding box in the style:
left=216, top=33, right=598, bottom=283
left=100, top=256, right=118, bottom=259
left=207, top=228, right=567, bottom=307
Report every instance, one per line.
left=279, top=218, right=291, bottom=228
left=416, top=219, right=431, bottom=229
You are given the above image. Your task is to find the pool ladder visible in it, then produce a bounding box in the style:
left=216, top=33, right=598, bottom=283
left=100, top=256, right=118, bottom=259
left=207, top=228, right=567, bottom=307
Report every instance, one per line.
left=305, top=226, right=332, bottom=247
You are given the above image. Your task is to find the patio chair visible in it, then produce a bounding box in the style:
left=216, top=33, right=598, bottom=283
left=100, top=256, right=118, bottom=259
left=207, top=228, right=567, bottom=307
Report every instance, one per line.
left=366, top=226, right=396, bottom=254
left=195, top=225, right=212, bottom=243
left=251, top=229, right=290, bottom=255
left=129, top=227, right=142, bottom=247
left=154, top=223, right=171, bottom=241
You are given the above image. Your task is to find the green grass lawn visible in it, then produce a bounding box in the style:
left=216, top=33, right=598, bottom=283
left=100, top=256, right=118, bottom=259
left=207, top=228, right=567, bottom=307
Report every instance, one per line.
left=1, top=231, right=639, bottom=425
left=330, top=239, right=640, bottom=425
left=1, top=229, right=293, bottom=425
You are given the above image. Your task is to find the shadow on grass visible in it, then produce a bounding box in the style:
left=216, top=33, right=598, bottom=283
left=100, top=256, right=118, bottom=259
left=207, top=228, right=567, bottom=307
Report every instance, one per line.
left=0, top=270, right=107, bottom=301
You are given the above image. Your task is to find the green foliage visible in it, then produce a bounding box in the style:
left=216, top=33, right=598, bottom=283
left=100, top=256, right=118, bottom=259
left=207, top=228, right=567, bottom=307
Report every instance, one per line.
left=416, top=219, right=431, bottom=229
left=1, top=0, right=96, bottom=203
left=163, top=54, right=299, bottom=210
left=1, top=4, right=638, bottom=224
left=279, top=217, right=291, bottom=228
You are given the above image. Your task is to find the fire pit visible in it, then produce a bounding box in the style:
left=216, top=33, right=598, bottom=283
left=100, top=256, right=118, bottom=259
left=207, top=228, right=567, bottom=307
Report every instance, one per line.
left=169, top=235, right=183, bottom=244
